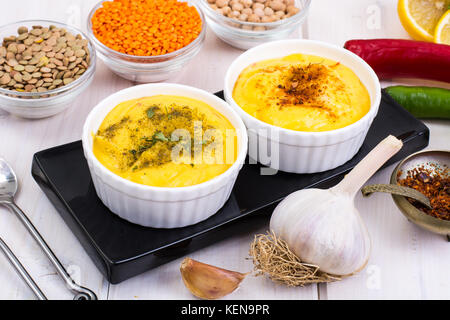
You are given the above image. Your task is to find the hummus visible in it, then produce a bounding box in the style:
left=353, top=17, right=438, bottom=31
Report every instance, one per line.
left=232, top=53, right=371, bottom=132
left=93, top=95, right=237, bottom=188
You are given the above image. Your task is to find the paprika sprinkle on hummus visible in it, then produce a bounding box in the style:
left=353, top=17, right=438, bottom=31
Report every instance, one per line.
left=91, top=0, right=203, bottom=57
left=277, top=64, right=338, bottom=117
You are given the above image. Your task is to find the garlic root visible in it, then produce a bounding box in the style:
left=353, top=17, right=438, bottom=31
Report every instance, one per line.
left=250, top=232, right=342, bottom=286
left=180, top=258, right=248, bottom=300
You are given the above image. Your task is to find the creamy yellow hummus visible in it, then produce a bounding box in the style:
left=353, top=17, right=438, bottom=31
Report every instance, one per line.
left=93, top=95, right=237, bottom=188
left=233, top=54, right=371, bottom=132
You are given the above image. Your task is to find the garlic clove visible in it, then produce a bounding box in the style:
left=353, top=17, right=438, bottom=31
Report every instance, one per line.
left=180, top=258, right=248, bottom=300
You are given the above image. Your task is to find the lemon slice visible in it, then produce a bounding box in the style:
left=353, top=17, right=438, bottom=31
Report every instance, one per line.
left=398, top=0, right=450, bottom=42
left=434, top=10, right=450, bottom=44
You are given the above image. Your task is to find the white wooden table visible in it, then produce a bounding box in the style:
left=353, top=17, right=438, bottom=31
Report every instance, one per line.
left=0, top=0, right=448, bottom=300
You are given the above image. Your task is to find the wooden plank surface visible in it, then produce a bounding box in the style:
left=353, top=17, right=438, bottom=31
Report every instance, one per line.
left=0, top=0, right=448, bottom=300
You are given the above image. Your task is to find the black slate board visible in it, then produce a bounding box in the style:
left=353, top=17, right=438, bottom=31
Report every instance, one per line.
left=31, top=90, right=429, bottom=284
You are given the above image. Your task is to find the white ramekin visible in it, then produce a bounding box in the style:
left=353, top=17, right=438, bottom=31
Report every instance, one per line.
left=82, top=84, right=248, bottom=228
left=224, top=39, right=381, bottom=174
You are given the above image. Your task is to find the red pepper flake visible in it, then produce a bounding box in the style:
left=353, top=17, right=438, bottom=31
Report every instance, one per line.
left=397, top=163, right=449, bottom=221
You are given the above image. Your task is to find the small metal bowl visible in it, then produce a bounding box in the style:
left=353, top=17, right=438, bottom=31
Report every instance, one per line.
left=390, top=150, right=450, bottom=240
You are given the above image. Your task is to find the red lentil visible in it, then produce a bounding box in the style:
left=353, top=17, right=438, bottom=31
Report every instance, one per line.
left=91, top=0, right=202, bottom=57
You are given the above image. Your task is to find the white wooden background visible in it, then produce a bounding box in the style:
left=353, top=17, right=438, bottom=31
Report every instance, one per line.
left=0, top=0, right=448, bottom=300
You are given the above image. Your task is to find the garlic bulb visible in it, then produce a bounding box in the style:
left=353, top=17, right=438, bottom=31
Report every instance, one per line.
left=270, top=135, right=403, bottom=276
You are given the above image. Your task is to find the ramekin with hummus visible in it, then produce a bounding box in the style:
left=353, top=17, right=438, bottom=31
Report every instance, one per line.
left=232, top=53, right=371, bottom=132
left=93, top=95, right=238, bottom=188
left=82, top=84, right=248, bottom=228
left=224, top=39, right=381, bottom=174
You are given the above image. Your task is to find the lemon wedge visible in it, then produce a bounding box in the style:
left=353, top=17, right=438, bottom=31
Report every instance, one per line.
left=434, top=10, right=450, bottom=44
left=398, top=0, right=450, bottom=42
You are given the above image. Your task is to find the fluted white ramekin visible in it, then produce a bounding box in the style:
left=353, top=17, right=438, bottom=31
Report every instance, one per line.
left=82, top=84, right=248, bottom=228
left=224, top=39, right=381, bottom=174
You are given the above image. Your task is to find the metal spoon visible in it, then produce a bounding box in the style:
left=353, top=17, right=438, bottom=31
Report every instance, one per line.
left=0, top=237, right=47, bottom=300
left=0, top=158, right=97, bottom=300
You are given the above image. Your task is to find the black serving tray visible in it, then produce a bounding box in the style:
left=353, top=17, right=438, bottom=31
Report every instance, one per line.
left=32, top=90, right=429, bottom=284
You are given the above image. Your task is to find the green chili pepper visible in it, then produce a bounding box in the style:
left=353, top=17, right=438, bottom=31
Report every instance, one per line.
left=385, top=86, right=450, bottom=120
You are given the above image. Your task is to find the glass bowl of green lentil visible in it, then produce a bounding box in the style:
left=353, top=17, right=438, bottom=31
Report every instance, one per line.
left=0, top=20, right=96, bottom=119
left=86, top=0, right=206, bottom=83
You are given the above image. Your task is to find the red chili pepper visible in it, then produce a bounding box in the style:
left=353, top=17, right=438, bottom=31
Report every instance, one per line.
left=344, top=39, right=450, bottom=83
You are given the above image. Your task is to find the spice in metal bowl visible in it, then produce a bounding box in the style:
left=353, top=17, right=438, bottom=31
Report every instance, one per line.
left=91, top=0, right=203, bottom=57
left=0, top=25, right=91, bottom=96
left=397, top=164, right=450, bottom=221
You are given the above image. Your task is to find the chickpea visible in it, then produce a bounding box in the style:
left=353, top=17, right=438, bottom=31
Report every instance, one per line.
left=215, top=0, right=230, bottom=8
left=252, top=2, right=264, bottom=10
left=222, top=6, right=232, bottom=15
left=287, top=5, right=300, bottom=15
left=261, top=15, right=273, bottom=23
left=271, top=14, right=281, bottom=21
left=254, top=7, right=265, bottom=17
left=248, top=13, right=260, bottom=22
left=264, top=7, right=274, bottom=16
left=238, top=13, right=249, bottom=21
left=229, top=10, right=241, bottom=18
left=270, top=0, right=286, bottom=12
left=242, top=7, right=253, bottom=15
left=209, top=0, right=301, bottom=28
left=231, top=2, right=244, bottom=11
left=242, top=0, right=253, bottom=8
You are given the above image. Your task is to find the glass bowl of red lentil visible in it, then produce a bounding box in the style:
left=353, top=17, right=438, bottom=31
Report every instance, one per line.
left=87, top=0, right=206, bottom=83
left=0, top=20, right=96, bottom=119
left=198, top=0, right=311, bottom=50
left=390, top=150, right=450, bottom=240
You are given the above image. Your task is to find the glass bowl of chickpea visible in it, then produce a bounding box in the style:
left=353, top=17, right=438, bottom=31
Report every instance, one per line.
left=199, top=0, right=311, bottom=50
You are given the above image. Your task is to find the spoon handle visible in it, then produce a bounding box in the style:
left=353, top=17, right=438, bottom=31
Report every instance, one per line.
left=4, top=201, right=97, bottom=300
left=361, top=184, right=432, bottom=209
left=0, top=237, right=47, bottom=300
